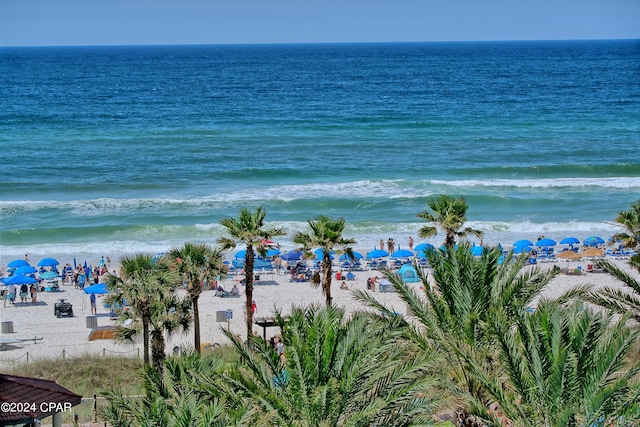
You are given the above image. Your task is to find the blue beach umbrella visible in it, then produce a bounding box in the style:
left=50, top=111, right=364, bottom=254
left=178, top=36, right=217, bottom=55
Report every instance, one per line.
left=535, top=238, right=556, bottom=247
left=560, top=237, right=580, bottom=246
left=234, top=250, right=257, bottom=259
left=414, top=243, right=435, bottom=253
left=339, top=251, right=363, bottom=261
left=314, top=249, right=335, bottom=259
left=471, top=246, right=486, bottom=256
left=39, top=271, right=60, bottom=280
left=37, top=257, right=60, bottom=267
left=513, top=239, right=533, bottom=248
left=84, top=283, right=109, bottom=295
left=583, top=236, right=605, bottom=247
left=391, top=249, right=414, bottom=258
left=366, top=249, right=388, bottom=259
left=266, top=248, right=281, bottom=257
left=13, top=266, right=38, bottom=275
left=7, top=259, right=30, bottom=268
left=280, top=251, right=303, bottom=261
left=2, top=275, right=38, bottom=285
left=513, top=245, right=531, bottom=254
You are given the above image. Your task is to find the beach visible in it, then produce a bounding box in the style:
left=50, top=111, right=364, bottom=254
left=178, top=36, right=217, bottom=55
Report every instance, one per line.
left=2, top=253, right=636, bottom=367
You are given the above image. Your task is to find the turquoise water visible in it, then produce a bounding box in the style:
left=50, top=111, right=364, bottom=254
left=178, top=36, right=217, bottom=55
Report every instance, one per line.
left=1, top=40, right=639, bottom=263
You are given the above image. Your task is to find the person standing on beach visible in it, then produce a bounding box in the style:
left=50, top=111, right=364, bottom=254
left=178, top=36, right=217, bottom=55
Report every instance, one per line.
left=8, top=285, right=17, bottom=304
left=408, top=236, right=414, bottom=251
left=90, top=293, right=97, bottom=315
left=379, top=239, right=384, bottom=250
left=30, top=284, right=37, bottom=304
left=20, top=283, right=29, bottom=303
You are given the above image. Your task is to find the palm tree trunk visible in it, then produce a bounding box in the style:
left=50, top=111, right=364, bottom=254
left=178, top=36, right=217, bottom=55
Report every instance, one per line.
left=193, top=294, right=201, bottom=355
left=142, top=317, right=150, bottom=366
left=151, top=328, right=165, bottom=373
left=323, top=253, right=333, bottom=307
left=245, top=245, right=255, bottom=345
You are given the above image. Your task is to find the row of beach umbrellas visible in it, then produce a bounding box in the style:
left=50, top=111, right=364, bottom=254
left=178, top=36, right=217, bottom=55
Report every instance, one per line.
left=7, top=257, right=60, bottom=269
left=3, top=257, right=62, bottom=285
left=513, top=236, right=606, bottom=249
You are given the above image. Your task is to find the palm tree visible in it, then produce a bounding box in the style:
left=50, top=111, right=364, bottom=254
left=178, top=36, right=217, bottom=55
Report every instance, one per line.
left=611, top=199, right=640, bottom=250
left=216, top=305, right=453, bottom=426
left=417, top=194, right=483, bottom=247
left=102, top=352, right=244, bottom=426
left=166, top=243, right=227, bottom=355
left=104, top=253, right=179, bottom=366
left=218, top=207, right=286, bottom=344
left=466, top=299, right=640, bottom=426
left=355, top=243, right=559, bottom=425
left=585, top=257, right=640, bottom=324
left=293, top=215, right=356, bottom=307
left=148, top=293, right=192, bottom=373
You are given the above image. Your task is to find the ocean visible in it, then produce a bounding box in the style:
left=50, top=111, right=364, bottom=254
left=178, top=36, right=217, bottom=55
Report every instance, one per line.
left=1, top=40, right=639, bottom=265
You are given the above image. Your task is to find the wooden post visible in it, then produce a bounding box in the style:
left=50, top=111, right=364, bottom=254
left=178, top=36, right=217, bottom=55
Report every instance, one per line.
left=93, top=393, right=98, bottom=422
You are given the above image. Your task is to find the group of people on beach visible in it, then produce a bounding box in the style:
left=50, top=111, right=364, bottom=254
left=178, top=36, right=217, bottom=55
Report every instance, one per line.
left=1, top=283, right=39, bottom=307
left=379, top=236, right=414, bottom=253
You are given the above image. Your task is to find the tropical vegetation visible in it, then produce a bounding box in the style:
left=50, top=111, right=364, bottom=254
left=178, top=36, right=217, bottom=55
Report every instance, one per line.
left=104, top=253, right=185, bottom=368
left=166, top=242, right=227, bottom=355
left=611, top=199, right=640, bottom=250
left=417, top=194, right=483, bottom=247
left=293, top=215, right=356, bottom=306
left=355, top=242, right=561, bottom=425
left=587, top=256, right=640, bottom=324
left=218, top=207, right=286, bottom=344
left=467, top=298, right=640, bottom=426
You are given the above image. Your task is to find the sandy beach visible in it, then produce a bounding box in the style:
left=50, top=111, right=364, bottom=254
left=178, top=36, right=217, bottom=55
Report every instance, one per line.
left=1, top=254, right=637, bottom=368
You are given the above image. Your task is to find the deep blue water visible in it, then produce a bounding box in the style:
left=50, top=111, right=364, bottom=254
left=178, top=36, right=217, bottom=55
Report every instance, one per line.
left=1, top=40, right=639, bottom=263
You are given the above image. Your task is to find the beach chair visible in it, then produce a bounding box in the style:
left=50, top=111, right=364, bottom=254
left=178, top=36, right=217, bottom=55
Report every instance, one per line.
left=346, top=272, right=355, bottom=281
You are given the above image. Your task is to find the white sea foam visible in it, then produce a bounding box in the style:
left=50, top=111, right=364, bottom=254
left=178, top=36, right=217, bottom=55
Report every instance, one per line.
left=430, top=177, right=640, bottom=189
left=2, top=177, right=637, bottom=219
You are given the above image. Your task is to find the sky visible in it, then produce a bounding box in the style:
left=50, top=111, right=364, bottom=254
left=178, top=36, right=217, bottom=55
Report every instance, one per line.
left=1, top=0, right=639, bottom=47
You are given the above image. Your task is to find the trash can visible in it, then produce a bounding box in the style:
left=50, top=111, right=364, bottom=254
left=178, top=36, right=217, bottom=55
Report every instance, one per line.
left=1, top=321, right=13, bottom=334
left=86, top=316, right=98, bottom=329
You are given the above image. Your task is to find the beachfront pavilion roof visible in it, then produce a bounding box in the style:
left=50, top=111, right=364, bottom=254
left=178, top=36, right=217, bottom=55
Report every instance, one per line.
left=0, top=374, right=82, bottom=426
left=254, top=316, right=282, bottom=341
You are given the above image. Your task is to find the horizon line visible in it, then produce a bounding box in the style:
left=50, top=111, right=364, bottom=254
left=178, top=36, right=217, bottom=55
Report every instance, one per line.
left=2, top=37, right=639, bottom=49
